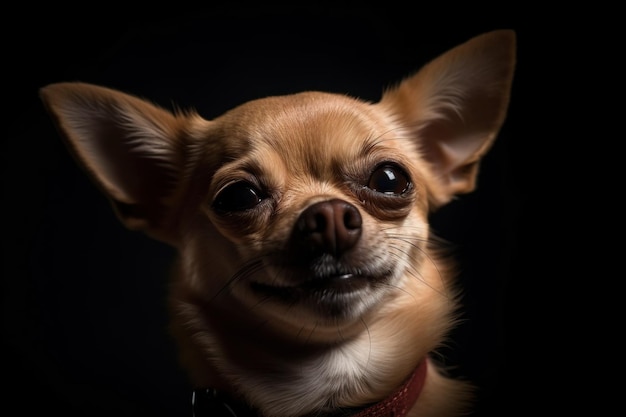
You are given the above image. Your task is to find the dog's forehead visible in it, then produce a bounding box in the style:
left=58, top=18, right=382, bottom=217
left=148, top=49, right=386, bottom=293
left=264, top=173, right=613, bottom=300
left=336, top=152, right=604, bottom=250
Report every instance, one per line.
left=214, top=91, right=396, bottom=168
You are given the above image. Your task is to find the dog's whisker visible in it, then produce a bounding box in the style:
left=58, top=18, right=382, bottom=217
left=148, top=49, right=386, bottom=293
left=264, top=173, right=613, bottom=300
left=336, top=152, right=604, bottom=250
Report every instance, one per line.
left=304, top=321, right=320, bottom=346
left=295, top=324, right=307, bottom=342
left=383, top=228, right=453, bottom=290
left=209, top=258, right=266, bottom=302
left=385, top=239, right=451, bottom=299
left=358, top=317, right=373, bottom=371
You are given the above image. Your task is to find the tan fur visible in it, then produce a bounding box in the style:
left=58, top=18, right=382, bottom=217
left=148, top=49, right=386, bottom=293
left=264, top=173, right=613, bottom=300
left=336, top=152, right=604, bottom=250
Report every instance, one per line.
left=39, top=30, right=516, bottom=416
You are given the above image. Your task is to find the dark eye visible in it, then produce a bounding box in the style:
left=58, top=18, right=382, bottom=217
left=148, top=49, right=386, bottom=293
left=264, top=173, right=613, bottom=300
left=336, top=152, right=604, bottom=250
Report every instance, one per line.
left=367, top=164, right=410, bottom=195
left=213, top=181, right=263, bottom=212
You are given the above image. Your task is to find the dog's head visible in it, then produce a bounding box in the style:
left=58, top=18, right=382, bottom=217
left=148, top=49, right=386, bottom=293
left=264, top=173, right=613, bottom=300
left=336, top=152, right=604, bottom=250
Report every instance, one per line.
left=40, top=30, right=515, bottom=346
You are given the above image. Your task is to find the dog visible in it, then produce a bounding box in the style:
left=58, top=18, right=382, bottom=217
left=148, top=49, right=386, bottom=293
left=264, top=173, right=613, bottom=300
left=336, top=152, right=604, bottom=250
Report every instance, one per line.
left=39, top=29, right=516, bottom=417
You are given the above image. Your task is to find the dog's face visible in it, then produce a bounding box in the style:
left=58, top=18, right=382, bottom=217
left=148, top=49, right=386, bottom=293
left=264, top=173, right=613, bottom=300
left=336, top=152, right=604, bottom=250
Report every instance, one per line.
left=40, top=30, right=515, bottom=416
left=190, top=92, right=431, bottom=336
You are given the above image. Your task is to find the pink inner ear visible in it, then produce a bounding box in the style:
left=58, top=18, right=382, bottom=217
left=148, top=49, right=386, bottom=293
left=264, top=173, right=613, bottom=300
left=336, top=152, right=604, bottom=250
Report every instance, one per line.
left=404, top=94, right=506, bottom=201
left=417, top=94, right=501, bottom=177
left=72, top=112, right=179, bottom=207
left=49, top=88, right=185, bottom=208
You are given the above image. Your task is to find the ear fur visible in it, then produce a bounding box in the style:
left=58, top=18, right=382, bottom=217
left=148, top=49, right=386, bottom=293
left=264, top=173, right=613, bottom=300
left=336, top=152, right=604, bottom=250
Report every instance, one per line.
left=379, top=29, right=516, bottom=207
left=39, top=82, right=197, bottom=242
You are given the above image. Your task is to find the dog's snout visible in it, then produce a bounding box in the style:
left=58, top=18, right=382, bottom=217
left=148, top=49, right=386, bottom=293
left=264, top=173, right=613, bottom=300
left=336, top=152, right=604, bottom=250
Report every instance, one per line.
left=296, top=199, right=362, bottom=256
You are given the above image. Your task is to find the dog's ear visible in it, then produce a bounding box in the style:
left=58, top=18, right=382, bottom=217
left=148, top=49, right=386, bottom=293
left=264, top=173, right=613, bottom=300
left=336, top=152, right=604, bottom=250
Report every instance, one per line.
left=379, top=30, right=516, bottom=208
left=39, top=82, right=199, bottom=242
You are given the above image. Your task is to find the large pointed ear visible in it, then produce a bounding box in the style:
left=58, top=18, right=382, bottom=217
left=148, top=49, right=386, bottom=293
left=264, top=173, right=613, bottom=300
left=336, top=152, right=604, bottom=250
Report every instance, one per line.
left=379, top=30, right=516, bottom=208
left=39, top=82, right=199, bottom=242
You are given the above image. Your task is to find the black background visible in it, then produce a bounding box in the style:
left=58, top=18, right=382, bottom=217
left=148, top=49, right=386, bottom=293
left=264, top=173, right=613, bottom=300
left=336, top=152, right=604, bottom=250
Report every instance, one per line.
left=4, top=5, right=541, bottom=417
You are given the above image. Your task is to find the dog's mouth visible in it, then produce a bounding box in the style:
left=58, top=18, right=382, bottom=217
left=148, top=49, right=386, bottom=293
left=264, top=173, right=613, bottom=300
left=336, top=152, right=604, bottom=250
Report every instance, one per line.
left=251, top=272, right=368, bottom=297
left=248, top=256, right=394, bottom=319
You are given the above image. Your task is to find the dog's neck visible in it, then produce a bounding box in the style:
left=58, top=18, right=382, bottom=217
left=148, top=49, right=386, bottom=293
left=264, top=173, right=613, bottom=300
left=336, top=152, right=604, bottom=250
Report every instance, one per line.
left=192, top=359, right=428, bottom=417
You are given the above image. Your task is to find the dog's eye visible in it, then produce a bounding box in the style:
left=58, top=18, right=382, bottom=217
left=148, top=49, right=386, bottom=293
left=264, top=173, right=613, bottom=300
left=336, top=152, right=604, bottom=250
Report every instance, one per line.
left=367, top=164, right=410, bottom=195
left=213, top=181, right=263, bottom=212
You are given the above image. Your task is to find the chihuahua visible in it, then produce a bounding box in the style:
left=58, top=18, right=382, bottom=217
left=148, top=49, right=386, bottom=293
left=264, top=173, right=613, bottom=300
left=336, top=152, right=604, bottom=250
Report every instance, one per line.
left=40, top=30, right=515, bottom=417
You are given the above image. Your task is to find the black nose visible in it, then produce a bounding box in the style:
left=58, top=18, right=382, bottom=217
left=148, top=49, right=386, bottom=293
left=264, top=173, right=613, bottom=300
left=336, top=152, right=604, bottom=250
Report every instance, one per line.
left=295, top=199, right=362, bottom=257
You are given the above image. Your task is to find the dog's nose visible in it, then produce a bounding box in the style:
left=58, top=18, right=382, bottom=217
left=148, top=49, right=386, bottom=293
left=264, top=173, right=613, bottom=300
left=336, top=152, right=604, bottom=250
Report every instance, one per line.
left=296, top=199, right=362, bottom=256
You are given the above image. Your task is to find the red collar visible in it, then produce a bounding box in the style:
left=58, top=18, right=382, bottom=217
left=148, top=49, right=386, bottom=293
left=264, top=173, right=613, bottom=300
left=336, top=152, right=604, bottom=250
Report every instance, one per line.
left=353, top=359, right=428, bottom=417
left=192, top=359, right=428, bottom=417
